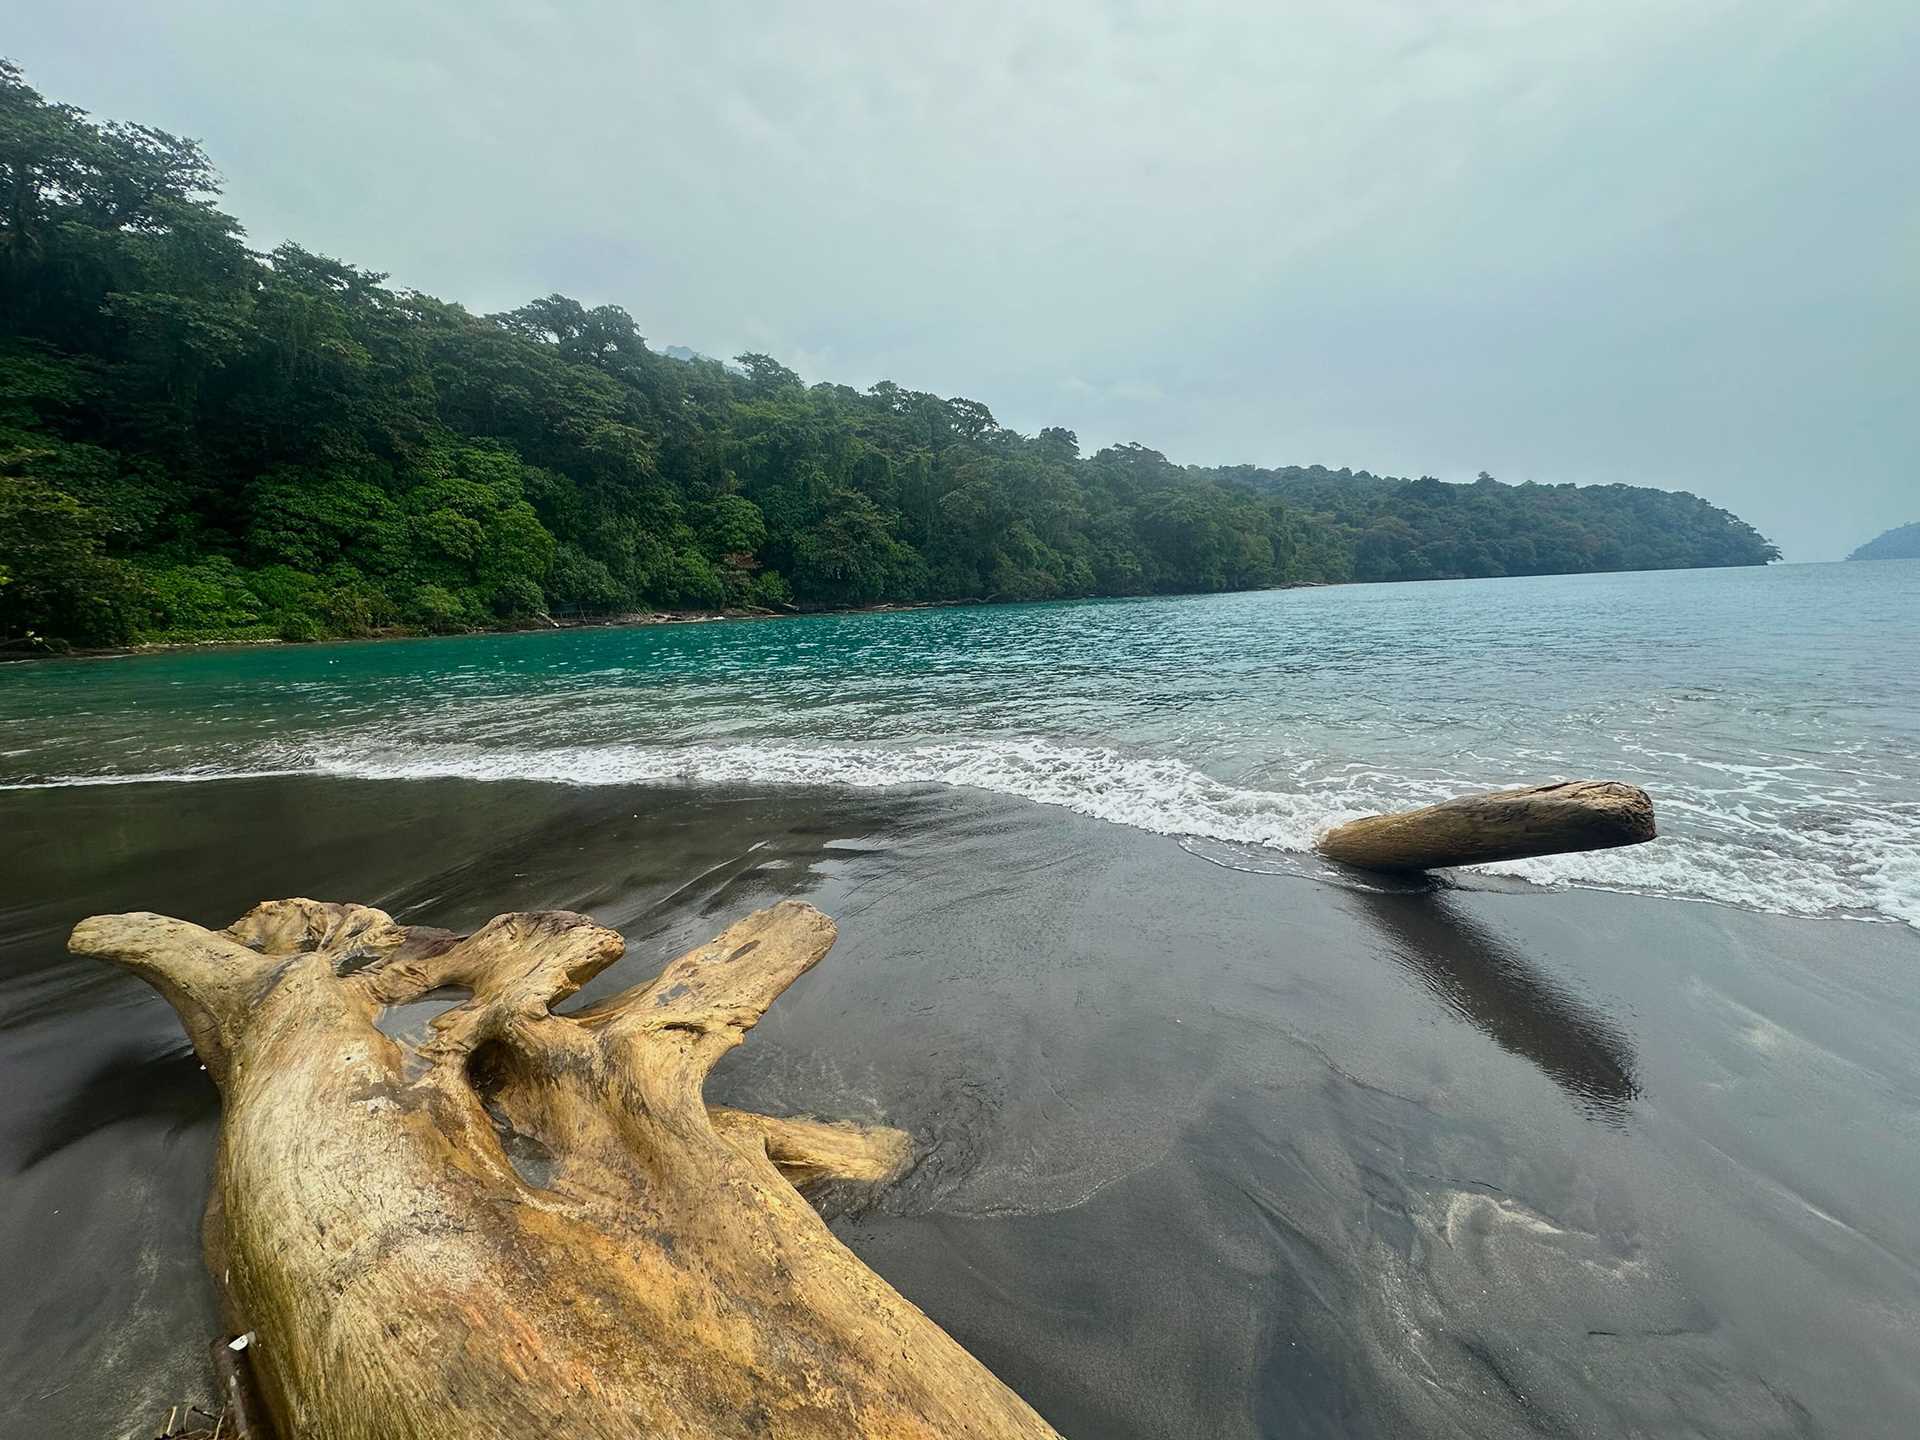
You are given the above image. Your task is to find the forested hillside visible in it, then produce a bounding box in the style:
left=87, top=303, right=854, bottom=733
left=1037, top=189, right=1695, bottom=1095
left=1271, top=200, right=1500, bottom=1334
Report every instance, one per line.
left=1230, top=466, right=1783, bottom=582
left=0, top=64, right=1778, bottom=648
left=1846, top=522, right=1920, bottom=562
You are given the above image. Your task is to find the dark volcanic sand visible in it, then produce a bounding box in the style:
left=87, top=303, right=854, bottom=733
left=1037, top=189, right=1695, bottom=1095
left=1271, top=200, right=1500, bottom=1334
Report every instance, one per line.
left=3, top=778, right=1917, bottom=1437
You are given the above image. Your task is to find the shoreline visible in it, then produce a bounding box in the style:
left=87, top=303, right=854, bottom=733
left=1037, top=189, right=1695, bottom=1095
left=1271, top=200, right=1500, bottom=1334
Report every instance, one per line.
left=3, top=564, right=1911, bottom=935
left=0, top=597, right=994, bottom=664
left=6, top=776, right=1917, bottom=1437
left=7, top=765, right=1913, bottom=935
left=9, top=551, right=1827, bottom=664
left=11, top=561, right=1832, bottom=664
left=2, top=582, right=1338, bottom=664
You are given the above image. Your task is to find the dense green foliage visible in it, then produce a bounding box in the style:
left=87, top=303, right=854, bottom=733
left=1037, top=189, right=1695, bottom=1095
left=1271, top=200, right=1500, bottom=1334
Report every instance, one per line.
left=1230, top=467, right=1782, bottom=582
left=1846, top=521, right=1920, bottom=562
left=1, top=64, right=1778, bottom=648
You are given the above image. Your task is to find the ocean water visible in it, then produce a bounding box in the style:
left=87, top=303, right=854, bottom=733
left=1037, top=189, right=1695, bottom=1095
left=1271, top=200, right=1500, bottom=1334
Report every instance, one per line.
left=4, top=559, right=1916, bottom=926
left=7, top=561, right=1920, bottom=1438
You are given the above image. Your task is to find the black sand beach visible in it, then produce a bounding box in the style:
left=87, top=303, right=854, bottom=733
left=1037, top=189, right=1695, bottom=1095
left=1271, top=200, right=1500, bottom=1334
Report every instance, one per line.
left=4, top=777, right=1917, bottom=1437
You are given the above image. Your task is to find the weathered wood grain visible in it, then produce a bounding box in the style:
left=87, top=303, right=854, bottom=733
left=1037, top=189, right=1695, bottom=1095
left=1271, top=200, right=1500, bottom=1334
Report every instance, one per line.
left=71, top=898, right=1059, bottom=1440
left=1315, top=779, right=1656, bottom=872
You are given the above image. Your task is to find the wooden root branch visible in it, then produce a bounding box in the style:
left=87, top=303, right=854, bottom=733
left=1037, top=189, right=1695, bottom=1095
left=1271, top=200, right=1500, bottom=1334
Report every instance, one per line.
left=1314, top=779, right=1657, bottom=872
left=70, top=898, right=1060, bottom=1440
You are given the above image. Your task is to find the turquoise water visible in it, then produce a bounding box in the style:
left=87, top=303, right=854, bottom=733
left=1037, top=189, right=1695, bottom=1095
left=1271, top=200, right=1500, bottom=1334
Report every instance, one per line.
left=4, top=560, right=1917, bottom=925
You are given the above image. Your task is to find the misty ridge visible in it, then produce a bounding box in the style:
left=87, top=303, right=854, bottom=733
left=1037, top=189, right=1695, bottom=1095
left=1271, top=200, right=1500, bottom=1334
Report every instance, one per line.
left=1847, top=521, right=1920, bottom=562
left=1, top=61, right=1777, bottom=652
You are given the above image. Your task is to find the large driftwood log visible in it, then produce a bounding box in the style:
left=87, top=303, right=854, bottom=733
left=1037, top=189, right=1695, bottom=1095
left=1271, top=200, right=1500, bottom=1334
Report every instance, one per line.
left=70, top=898, right=1060, bottom=1440
left=1314, top=779, right=1656, bottom=872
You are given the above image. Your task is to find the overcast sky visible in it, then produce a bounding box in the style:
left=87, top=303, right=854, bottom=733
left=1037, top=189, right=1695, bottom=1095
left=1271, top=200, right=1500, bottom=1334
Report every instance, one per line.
left=13, top=1, right=1916, bottom=559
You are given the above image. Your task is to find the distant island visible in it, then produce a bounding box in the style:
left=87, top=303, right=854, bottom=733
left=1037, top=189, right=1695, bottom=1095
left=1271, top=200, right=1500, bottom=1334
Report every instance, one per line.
left=0, top=63, right=1779, bottom=650
left=1847, top=522, right=1920, bottom=562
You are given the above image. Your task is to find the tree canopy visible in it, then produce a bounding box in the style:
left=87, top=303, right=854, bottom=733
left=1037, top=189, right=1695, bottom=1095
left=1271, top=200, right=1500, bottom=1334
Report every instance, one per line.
left=0, top=62, right=1780, bottom=648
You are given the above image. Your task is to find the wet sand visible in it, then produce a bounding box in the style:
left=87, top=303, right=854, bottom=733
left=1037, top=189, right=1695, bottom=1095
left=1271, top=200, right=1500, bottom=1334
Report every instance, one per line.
left=4, top=777, right=1917, bottom=1437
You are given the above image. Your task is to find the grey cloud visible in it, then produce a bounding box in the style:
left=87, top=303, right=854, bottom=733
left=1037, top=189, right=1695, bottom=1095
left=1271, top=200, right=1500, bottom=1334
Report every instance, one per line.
left=11, top=0, right=1916, bottom=558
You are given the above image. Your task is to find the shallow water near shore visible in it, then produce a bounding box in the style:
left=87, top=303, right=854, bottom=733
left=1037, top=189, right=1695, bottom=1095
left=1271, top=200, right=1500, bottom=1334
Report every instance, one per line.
left=4, top=775, right=1919, bottom=1437
left=4, top=561, right=1918, bottom=928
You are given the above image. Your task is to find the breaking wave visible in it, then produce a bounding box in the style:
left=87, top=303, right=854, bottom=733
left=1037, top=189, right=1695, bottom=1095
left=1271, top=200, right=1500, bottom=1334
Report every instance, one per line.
left=9, top=736, right=1916, bottom=929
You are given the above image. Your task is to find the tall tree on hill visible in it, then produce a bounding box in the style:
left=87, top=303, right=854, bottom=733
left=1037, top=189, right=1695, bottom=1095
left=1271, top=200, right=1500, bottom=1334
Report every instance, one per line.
left=0, top=62, right=1780, bottom=648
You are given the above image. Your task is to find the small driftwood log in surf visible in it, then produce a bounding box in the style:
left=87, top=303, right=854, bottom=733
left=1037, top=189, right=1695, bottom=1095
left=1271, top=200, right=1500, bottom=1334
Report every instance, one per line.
left=69, top=898, right=1059, bottom=1440
left=1314, top=779, right=1656, bottom=872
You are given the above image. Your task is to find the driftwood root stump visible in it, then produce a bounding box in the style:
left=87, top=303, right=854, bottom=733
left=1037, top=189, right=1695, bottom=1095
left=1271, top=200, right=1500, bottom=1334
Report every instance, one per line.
left=71, top=898, right=1061, bottom=1440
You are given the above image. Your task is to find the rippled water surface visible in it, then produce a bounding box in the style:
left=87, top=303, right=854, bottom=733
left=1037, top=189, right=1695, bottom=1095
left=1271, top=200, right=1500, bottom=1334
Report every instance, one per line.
left=6, top=562, right=1920, bottom=1439
left=4, top=560, right=1917, bottom=925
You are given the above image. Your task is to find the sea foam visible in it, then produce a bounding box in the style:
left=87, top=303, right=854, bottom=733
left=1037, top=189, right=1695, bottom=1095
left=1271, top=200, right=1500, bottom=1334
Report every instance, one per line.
left=9, top=735, right=1915, bottom=929
left=147, top=737, right=1920, bottom=928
